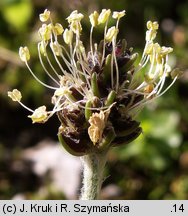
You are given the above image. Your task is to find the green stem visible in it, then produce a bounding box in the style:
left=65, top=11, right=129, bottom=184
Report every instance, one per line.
left=80, top=152, right=107, bottom=200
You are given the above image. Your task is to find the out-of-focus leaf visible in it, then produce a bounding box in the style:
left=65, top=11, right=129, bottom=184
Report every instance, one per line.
left=143, top=111, right=182, bottom=147
left=114, top=109, right=182, bottom=172
left=1, top=0, right=33, bottom=31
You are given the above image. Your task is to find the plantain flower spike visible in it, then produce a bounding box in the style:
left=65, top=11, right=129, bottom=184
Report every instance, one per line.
left=8, top=9, right=181, bottom=156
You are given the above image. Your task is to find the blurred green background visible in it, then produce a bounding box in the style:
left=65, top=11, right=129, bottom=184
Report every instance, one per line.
left=0, top=0, right=188, bottom=199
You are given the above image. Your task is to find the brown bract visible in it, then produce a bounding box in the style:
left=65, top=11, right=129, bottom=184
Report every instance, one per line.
left=88, top=111, right=109, bottom=145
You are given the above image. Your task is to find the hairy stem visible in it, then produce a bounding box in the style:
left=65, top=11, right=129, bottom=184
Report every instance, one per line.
left=80, top=152, right=107, bottom=200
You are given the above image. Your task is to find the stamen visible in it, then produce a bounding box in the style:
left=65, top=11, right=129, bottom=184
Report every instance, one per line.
left=157, top=76, right=178, bottom=97
left=112, top=39, right=119, bottom=91
left=90, top=26, right=95, bottom=65
left=18, top=101, right=34, bottom=113
left=38, top=43, right=60, bottom=85
left=50, top=41, right=70, bottom=78
left=45, top=51, right=60, bottom=78
left=75, top=51, right=91, bottom=90
left=101, top=21, right=109, bottom=66
left=111, top=50, right=114, bottom=88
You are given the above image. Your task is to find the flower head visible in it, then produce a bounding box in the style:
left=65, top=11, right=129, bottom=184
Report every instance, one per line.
left=8, top=9, right=180, bottom=156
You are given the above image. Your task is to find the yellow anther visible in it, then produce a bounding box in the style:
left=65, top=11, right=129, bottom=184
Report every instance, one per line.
left=53, top=23, right=64, bottom=35
left=70, top=20, right=82, bottom=33
left=160, top=46, right=173, bottom=55
left=19, top=46, right=30, bottom=62
left=89, top=11, right=99, bottom=27
left=112, top=10, right=126, bottom=19
left=40, top=42, right=47, bottom=56
left=154, top=45, right=173, bottom=64
left=145, top=21, right=159, bottom=42
left=39, top=9, right=51, bottom=22
left=28, top=106, right=48, bottom=123
left=98, top=9, right=111, bottom=24
left=38, top=24, right=52, bottom=41
left=147, top=21, right=159, bottom=30
left=8, top=89, right=22, bottom=102
left=66, top=10, right=84, bottom=23
left=50, top=41, right=62, bottom=56
left=63, top=28, right=73, bottom=45
left=105, top=26, right=119, bottom=42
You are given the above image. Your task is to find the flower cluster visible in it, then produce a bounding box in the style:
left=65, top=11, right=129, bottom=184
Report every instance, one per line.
left=8, top=9, right=181, bottom=156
